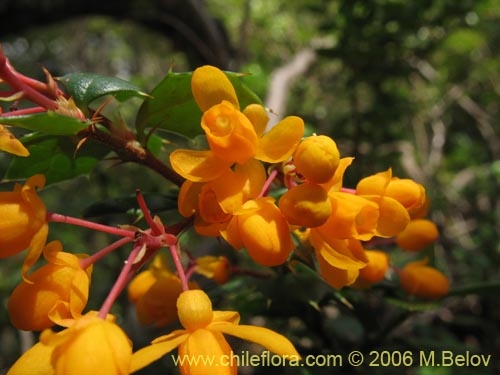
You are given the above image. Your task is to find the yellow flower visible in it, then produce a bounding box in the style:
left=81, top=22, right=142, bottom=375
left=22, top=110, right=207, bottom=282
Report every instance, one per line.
left=130, top=290, right=300, bottom=374
left=356, top=250, right=389, bottom=287
left=309, top=233, right=368, bottom=289
left=0, top=174, right=48, bottom=279
left=195, top=255, right=231, bottom=285
left=396, top=219, right=439, bottom=252
left=170, top=66, right=304, bottom=182
left=0, top=124, right=29, bottom=156
left=8, top=312, right=132, bottom=375
left=221, top=197, right=294, bottom=266
left=293, top=135, right=340, bottom=184
left=278, top=182, right=332, bottom=228
left=177, top=159, right=266, bottom=236
left=7, top=241, right=92, bottom=331
left=356, top=169, right=425, bottom=225
left=399, top=259, right=449, bottom=299
left=128, top=254, right=198, bottom=327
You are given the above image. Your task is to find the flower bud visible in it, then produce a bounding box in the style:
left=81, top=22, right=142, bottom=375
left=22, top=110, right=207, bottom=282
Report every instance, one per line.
left=177, top=290, right=214, bottom=331
left=396, top=219, right=439, bottom=252
left=41, top=312, right=132, bottom=374
left=399, top=259, right=449, bottom=299
left=279, top=183, right=331, bottom=227
left=293, top=135, right=340, bottom=184
left=385, top=178, right=426, bottom=215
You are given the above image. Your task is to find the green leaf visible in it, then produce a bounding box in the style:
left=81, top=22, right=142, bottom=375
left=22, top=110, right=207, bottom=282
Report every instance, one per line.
left=4, top=133, right=109, bottom=185
left=135, top=70, right=262, bottom=139
left=58, top=72, right=149, bottom=109
left=385, top=297, right=441, bottom=311
left=448, top=281, right=500, bottom=296
left=0, top=112, right=91, bottom=135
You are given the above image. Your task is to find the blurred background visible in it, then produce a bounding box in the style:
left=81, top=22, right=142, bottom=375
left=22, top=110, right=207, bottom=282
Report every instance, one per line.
left=0, top=0, right=499, bottom=374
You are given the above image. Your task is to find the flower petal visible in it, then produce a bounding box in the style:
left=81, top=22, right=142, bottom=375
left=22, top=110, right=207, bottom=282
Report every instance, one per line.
left=192, top=66, right=239, bottom=112
left=7, top=342, right=54, bottom=375
left=255, top=116, right=304, bottom=163
left=243, top=104, right=268, bottom=137
left=130, top=331, right=189, bottom=373
left=211, top=322, right=300, bottom=359
left=22, top=223, right=49, bottom=282
left=170, top=149, right=231, bottom=182
left=0, top=124, right=30, bottom=157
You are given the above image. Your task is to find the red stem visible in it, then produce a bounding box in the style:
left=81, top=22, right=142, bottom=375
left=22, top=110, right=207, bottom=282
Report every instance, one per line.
left=340, top=187, right=357, bottom=194
left=136, top=189, right=162, bottom=235
left=97, top=242, right=144, bottom=319
left=0, top=48, right=58, bottom=110
left=1, top=107, right=47, bottom=116
left=258, top=168, right=278, bottom=198
left=47, top=212, right=136, bottom=238
left=79, top=237, right=133, bottom=270
left=169, top=242, right=189, bottom=291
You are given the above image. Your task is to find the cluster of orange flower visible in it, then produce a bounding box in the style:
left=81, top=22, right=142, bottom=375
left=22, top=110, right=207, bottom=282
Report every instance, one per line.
left=1, top=65, right=449, bottom=374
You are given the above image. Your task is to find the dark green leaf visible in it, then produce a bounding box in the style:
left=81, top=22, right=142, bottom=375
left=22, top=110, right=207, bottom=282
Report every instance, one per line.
left=448, top=281, right=500, bottom=296
left=58, top=72, right=149, bottom=109
left=0, top=112, right=91, bottom=135
left=4, top=133, right=109, bottom=185
left=385, top=297, right=441, bottom=311
left=83, top=192, right=178, bottom=218
left=135, top=70, right=262, bottom=139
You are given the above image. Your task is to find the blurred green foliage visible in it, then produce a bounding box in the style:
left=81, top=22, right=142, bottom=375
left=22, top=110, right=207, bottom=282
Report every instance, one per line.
left=1, top=0, right=499, bottom=374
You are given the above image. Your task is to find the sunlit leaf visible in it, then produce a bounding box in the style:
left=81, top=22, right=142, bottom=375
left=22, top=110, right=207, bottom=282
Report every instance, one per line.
left=4, top=133, right=109, bottom=185
left=0, top=112, right=91, bottom=135
left=135, top=70, right=262, bottom=139
left=385, top=297, right=441, bottom=311
left=59, top=72, right=149, bottom=110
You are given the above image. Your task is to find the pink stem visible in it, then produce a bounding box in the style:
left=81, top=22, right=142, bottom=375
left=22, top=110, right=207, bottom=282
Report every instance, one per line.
left=258, top=168, right=279, bottom=198
left=1, top=107, right=47, bottom=116
left=169, top=242, right=189, bottom=291
left=98, top=242, right=144, bottom=319
left=79, top=237, right=133, bottom=270
left=0, top=49, right=58, bottom=110
left=47, top=212, right=136, bottom=238
left=136, top=189, right=162, bottom=235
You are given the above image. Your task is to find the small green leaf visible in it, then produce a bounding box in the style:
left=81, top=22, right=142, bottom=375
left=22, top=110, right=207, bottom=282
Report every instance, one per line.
left=0, top=112, right=91, bottom=135
left=4, top=133, right=109, bottom=185
left=136, top=70, right=262, bottom=139
left=59, top=72, right=148, bottom=109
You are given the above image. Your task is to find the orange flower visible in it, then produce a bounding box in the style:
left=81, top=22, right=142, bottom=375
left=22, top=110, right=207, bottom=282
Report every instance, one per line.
left=170, top=66, right=304, bottom=182
left=195, top=255, right=231, bottom=285
left=399, top=259, right=449, bottom=299
left=221, top=197, right=294, bottom=266
left=8, top=312, right=132, bottom=375
left=177, top=159, right=266, bottom=236
left=309, top=232, right=368, bottom=289
left=278, top=182, right=332, bottom=228
left=0, top=174, right=48, bottom=279
left=396, top=219, right=439, bottom=252
left=356, top=250, right=389, bottom=286
left=7, top=241, right=92, bottom=331
left=293, top=135, right=340, bottom=184
left=130, top=290, right=300, bottom=374
left=128, top=254, right=198, bottom=327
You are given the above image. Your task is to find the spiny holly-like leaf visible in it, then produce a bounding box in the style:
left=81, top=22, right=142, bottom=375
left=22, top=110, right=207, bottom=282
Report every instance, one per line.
left=4, top=133, right=109, bottom=185
left=59, top=72, right=149, bottom=110
left=135, top=70, right=262, bottom=139
left=0, top=112, right=91, bottom=135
